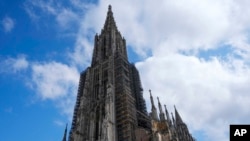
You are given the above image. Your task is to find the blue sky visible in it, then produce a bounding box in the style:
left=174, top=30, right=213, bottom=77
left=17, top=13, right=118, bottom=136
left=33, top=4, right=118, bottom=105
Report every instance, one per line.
left=1, top=0, right=250, bottom=141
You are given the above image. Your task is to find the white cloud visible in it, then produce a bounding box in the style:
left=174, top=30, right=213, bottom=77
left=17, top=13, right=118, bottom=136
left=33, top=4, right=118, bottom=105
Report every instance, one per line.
left=2, top=16, right=15, bottom=33
left=56, top=9, right=79, bottom=29
left=31, top=62, right=79, bottom=117
left=31, top=62, right=79, bottom=100
left=54, top=119, right=65, bottom=127
left=0, top=55, right=29, bottom=73
left=24, top=0, right=80, bottom=32
left=13, top=56, right=29, bottom=71
left=0, top=55, right=80, bottom=118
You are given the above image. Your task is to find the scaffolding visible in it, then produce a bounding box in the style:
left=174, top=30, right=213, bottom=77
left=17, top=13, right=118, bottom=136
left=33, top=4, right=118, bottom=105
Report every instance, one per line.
left=69, top=69, right=87, bottom=140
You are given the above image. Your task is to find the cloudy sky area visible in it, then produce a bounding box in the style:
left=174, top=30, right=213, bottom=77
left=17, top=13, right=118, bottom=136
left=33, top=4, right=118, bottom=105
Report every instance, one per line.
left=1, top=0, right=250, bottom=141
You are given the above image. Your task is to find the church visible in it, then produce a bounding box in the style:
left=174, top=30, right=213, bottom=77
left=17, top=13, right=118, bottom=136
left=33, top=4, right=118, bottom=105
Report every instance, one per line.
left=63, top=5, right=195, bottom=141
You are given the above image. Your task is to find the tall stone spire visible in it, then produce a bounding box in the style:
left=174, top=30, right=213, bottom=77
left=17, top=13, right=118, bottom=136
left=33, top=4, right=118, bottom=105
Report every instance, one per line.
left=157, top=97, right=165, bottom=121
left=174, top=105, right=184, bottom=124
left=164, top=105, right=172, bottom=126
left=157, top=97, right=163, bottom=113
left=62, top=124, right=67, bottom=141
left=149, top=90, right=156, bottom=109
left=149, top=90, right=159, bottom=120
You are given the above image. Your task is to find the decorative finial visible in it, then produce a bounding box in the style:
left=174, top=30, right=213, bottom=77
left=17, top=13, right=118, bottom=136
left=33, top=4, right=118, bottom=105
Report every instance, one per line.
left=149, top=89, right=152, bottom=96
left=108, top=5, right=112, bottom=11
left=171, top=112, right=174, bottom=118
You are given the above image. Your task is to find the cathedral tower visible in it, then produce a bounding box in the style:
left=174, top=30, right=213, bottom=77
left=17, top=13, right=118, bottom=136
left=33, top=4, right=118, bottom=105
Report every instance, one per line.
left=69, top=5, right=150, bottom=141
left=68, top=5, right=195, bottom=141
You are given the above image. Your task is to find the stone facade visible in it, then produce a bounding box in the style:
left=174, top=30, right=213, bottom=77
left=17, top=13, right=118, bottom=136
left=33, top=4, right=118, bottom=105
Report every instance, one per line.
left=66, top=5, right=195, bottom=141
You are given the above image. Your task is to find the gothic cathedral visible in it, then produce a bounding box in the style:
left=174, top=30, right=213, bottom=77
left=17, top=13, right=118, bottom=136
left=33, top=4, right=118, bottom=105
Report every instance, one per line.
left=65, top=5, right=195, bottom=141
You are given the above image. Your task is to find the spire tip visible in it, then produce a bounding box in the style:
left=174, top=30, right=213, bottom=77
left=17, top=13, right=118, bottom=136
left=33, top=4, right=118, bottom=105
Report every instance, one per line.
left=108, top=5, right=112, bottom=11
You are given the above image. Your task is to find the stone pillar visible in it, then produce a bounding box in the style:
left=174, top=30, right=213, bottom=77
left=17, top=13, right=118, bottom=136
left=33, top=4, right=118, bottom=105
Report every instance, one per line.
left=105, top=83, right=116, bottom=141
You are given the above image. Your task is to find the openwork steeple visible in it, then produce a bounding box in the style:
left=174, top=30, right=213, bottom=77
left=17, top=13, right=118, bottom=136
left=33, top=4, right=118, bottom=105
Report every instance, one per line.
left=91, top=5, right=127, bottom=66
left=103, top=5, right=117, bottom=31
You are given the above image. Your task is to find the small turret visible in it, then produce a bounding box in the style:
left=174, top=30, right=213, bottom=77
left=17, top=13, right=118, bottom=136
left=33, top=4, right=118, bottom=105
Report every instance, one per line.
left=164, top=104, right=172, bottom=126
left=149, top=90, right=159, bottom=121
left=157, top=97, right=165, bottom=121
